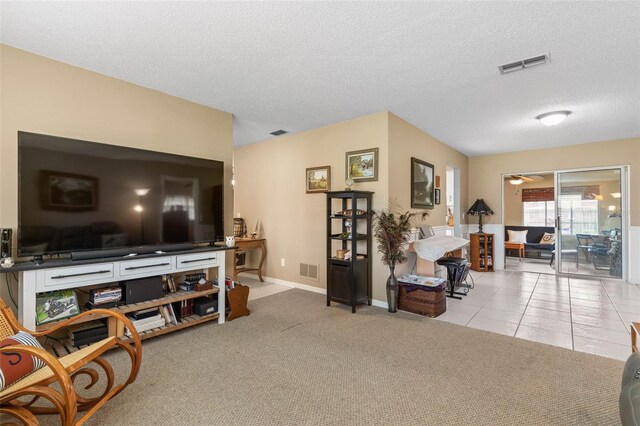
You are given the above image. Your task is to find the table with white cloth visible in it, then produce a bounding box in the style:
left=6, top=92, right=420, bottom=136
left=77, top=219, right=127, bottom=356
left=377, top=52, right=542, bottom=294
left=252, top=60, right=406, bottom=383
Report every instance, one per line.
left=408, top=235, right=470, bottom=276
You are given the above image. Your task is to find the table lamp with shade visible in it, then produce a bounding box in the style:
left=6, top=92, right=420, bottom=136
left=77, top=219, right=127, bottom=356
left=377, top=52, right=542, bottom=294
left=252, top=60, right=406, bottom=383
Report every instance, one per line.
left=467, top=199, right=494, bottom=233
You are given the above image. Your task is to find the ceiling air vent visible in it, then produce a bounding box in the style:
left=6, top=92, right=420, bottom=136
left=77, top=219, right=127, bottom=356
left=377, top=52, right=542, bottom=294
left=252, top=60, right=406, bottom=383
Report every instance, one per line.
left=270, top=129, right=288, bottom=136
left=499, top=54, right=549, bottom=74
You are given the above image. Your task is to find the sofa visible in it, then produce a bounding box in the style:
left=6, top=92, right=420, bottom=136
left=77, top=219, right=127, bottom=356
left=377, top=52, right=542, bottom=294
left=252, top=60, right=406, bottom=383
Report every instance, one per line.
left=504, top=225, right=555, bottom=259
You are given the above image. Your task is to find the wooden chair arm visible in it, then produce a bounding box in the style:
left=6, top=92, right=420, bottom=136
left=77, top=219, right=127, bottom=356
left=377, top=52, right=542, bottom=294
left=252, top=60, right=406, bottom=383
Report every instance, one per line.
left=12, top=308, right=136, bottom=340
left=0, top=344, right=77, bottom=424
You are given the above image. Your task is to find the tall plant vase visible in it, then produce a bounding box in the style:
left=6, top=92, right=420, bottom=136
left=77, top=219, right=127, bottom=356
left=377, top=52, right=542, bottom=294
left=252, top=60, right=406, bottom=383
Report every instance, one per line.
left=386, top=266, right=399, bottom=313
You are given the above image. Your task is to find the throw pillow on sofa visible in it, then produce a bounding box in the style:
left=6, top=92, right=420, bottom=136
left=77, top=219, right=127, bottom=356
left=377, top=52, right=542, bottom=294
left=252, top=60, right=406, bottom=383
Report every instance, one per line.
left=540, top=232, right=556, bottom=245
left=507, top=230, right=528, bottom=244
left=0, top=331, right=46, bottom=390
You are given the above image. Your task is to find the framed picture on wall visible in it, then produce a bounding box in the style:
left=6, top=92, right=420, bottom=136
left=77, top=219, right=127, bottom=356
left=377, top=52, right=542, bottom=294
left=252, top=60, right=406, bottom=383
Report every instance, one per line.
left=435, top=188, right=441, bottom=205
left=411, top=157, right=434, bottom=209
left=41, top=170, right=99, bottom=211
left=306, top=166, right=331, bottom=193
left=345, top=148, right=378, bottom=182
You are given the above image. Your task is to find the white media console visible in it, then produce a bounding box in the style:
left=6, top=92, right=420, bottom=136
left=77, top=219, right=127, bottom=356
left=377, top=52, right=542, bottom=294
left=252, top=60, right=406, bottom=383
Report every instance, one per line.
left=7, top=247, right=228, bottom=331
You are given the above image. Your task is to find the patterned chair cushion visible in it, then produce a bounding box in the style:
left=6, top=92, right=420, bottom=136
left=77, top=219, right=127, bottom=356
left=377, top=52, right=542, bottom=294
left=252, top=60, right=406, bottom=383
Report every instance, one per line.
left=0, top=331, right=46, bottom=390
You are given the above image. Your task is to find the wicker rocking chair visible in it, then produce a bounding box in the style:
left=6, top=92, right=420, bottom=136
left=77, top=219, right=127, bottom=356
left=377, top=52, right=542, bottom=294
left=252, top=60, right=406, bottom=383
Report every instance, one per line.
left=0, top=298, right=142, bottom=425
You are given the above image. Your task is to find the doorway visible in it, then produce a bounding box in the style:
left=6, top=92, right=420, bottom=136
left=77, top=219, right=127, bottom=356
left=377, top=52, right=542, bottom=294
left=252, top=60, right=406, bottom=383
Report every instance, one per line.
left=502, top=167, right=627, bottom=279
left=555, top=167, right=625, bottom=279
left=503, top=172, right=555, bottom=274
left=446, top=165, right=461, bottom=237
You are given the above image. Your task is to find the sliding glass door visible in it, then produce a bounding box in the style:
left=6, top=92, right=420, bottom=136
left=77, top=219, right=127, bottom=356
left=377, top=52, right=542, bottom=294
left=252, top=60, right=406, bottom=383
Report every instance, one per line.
left=556, top=168, right=624, bottom=278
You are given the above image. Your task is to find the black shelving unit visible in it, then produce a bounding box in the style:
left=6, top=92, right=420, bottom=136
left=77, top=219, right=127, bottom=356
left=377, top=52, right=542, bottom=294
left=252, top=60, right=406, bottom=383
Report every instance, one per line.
left=326, top=190, right=373, bottom=313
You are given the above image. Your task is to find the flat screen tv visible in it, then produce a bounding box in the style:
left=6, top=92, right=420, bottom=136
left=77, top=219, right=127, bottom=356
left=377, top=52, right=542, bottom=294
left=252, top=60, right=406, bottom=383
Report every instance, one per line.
left=18, top=131, right=224, bottom=257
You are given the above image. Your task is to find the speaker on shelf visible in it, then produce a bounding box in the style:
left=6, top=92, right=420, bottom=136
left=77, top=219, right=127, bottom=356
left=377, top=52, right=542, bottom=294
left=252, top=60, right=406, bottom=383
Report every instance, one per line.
left=1, top=228, right=12, bottom=259
left=0, top=228, right=14, bottom=268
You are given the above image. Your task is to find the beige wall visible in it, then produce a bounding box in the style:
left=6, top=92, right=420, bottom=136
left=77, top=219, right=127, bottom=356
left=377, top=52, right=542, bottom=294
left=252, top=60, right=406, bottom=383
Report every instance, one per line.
left=469, top=138, right=640, bottom=226
left=387, top=113, right=469, bottom=276
left=234, top=112, right=470, bottom=301
left=0, top=45, right=234, bottom=257
left=234, top=112, right=390, bottom=300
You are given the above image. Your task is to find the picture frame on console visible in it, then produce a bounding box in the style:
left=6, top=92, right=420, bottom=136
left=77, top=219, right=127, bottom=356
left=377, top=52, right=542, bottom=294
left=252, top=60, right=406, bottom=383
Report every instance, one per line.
left=411, top=157, right=434, bottom=209
left=42, top=170, right=98, bottom=211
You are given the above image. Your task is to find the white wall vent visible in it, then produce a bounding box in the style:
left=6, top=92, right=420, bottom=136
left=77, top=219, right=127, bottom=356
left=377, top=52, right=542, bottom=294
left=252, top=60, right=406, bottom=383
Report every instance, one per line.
left=299, top=263, right=319, bottom=281
left=499, top=54, right=549, bottom=74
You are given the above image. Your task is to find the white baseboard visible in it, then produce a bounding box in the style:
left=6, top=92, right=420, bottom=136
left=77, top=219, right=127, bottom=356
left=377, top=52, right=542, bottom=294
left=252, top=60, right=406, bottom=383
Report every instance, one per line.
left=371, top=299, right=388, bottom=309
left=242, top=272, right=391, bottom=307
left=250, top=273, right=327, bottom=294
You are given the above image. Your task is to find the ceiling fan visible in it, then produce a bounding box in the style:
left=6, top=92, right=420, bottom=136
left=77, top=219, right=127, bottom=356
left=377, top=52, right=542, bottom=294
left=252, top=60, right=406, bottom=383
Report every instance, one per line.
left=506, top=174, right=545, bottom=185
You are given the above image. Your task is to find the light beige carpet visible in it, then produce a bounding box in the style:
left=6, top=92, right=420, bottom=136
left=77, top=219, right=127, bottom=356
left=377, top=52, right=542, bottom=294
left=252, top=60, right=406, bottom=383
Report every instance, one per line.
left=38, top=289, right=623, bottom=425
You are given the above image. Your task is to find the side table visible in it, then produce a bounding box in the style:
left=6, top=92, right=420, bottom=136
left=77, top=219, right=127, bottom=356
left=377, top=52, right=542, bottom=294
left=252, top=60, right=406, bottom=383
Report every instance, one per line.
left=505, top=241, right=525, bottom=262
left=234, top=238, right=267, bottom=282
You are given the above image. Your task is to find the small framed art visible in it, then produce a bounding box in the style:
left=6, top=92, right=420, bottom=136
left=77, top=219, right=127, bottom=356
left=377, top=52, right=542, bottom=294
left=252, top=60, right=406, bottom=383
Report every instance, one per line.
left=345, top=148, right=378, bottom=182
left=306, top=166, right=331, bottom=193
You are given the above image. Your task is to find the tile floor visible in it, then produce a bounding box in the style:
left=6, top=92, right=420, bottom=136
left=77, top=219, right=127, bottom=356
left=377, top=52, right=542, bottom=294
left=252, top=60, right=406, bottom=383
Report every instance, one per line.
left=241, top=276, right=291, bottom=301
left=434, top=269, right=639, bottom=361
left=238, top=271, right=639, bottom=361
left=505, top=255, right=618, bottom=277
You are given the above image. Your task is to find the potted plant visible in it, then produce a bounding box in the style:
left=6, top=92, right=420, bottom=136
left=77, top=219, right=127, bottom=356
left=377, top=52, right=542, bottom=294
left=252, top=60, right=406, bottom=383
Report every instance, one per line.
left=372, top=208, right=428, bottom=312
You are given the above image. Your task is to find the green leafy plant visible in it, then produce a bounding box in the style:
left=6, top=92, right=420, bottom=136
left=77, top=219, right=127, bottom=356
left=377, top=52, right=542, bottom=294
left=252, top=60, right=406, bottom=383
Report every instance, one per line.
left=372, top=209, right=429, bottom=268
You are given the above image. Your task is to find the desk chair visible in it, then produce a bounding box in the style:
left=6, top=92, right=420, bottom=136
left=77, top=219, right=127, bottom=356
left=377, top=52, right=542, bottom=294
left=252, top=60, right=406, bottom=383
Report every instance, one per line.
left=576, top=234, right=594, bottom=266
left=436, top=257, right=471, bottom=300
left=590, top=235, right=611, bottom=270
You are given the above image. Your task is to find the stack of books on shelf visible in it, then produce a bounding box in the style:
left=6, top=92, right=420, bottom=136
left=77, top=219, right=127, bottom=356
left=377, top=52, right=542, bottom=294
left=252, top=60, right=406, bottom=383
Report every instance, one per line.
left=160, top=304, right=178, bottom=326
left=183, top=273, right=213, bottom=291
left=68, top=319, right=108, bottom=347
left=85, top=286, right=122, bottom=310
left=177, top=299, right=194, bottom=317
left=125, top=307, right=166, bottom=336
left=162, top=274, right=177, bottom=293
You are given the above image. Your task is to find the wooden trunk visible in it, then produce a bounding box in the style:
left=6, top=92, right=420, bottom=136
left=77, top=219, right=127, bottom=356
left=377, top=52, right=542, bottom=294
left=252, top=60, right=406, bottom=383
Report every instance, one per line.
left=398, top=282, right=446, bottom=318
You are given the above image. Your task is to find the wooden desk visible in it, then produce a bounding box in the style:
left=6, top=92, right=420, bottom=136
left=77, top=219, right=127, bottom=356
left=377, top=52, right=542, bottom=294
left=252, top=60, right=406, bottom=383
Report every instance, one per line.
left=505, top=241, right=525, bottom=261
left=234, top=238, right=267, bottom=282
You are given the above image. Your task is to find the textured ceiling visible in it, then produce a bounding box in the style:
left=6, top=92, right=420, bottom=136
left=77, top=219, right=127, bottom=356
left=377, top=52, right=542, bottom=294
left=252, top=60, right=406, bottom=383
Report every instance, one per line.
left=1, top=1, right=639, bottom=156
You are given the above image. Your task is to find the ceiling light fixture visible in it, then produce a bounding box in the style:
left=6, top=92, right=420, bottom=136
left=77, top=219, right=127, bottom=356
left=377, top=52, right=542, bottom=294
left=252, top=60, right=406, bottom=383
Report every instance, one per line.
left=509, top=178, right=524, bottom=185
left=536, top=111, right=571, bottom=126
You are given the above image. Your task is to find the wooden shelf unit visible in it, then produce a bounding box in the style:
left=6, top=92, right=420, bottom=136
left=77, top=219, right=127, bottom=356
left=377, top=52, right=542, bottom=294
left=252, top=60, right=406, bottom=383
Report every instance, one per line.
left=36, top=288, right=219, bottom=332
left=326, top=190, right=373, bottom=313
left=45, top=312, right=220, bottom=357
left=470, top=233, right=494, bottom=272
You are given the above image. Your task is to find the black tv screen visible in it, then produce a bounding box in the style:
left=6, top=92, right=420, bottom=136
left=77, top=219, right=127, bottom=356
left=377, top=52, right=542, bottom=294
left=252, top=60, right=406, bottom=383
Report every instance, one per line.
left=18, top=131, right=224, bottom=257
